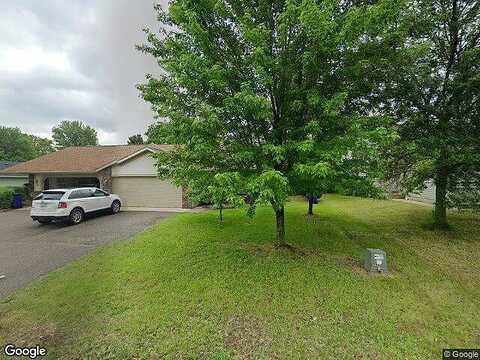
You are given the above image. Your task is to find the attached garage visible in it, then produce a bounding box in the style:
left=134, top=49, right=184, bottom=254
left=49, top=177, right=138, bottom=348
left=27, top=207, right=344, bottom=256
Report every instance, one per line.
left=112, top=176, right=182, bottom=208
left=110, top=148, right=184, bottom=209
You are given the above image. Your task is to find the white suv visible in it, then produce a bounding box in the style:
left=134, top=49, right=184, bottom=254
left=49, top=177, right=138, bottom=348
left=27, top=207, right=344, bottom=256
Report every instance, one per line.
left=31, top=187, right=122, bottom=225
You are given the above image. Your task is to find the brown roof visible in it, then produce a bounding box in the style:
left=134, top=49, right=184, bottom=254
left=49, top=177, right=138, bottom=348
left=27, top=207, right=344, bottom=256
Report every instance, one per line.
left=0, top=144, right=174, bottom=174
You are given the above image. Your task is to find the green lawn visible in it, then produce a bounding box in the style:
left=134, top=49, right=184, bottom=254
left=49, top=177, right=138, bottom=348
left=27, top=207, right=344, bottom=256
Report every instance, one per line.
left=1, top=195, right=479, bottom=359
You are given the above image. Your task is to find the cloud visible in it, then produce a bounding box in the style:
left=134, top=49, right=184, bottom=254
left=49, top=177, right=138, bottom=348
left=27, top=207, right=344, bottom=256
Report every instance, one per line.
left=0, top=0, right=168, bottom=144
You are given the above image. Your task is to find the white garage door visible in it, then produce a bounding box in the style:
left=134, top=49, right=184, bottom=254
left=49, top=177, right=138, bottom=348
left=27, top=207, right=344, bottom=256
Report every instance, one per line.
left=112, top=177, right=182, bottom=208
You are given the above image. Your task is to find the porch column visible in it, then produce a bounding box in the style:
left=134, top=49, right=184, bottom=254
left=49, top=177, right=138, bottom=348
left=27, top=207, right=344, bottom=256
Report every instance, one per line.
left=33, top=174, right=45, bottom=192
left=97, top=168, right=112, bottom=193
left=27, top=174, right=35, bottom=197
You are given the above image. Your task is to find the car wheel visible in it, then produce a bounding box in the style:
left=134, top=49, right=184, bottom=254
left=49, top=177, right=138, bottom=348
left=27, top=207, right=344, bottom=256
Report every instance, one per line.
left=37, top=219, right=51, bottom=224
left=69, top=208, right=84, bottom=225
left=111, top=200, right=121, bottom=214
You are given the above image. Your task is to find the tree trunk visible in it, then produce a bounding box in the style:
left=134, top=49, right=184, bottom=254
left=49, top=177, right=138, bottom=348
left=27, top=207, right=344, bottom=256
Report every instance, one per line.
left=219, top=206, right=223, bottom=222
left=434, top=167, right=449, bottom=229
left=308, top=197, right=313, bottom=215
left=275, top=206, right=286, bottom=245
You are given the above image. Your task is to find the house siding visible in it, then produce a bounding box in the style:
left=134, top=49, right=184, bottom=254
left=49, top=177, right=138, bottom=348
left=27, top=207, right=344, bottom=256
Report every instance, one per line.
left=0, top=177, right=28, bottom=187
left=111, top=153, right=157, bottom=177
left=111, top=152, right=184, bottom=208
left=406, top=180, right=436, bottom=204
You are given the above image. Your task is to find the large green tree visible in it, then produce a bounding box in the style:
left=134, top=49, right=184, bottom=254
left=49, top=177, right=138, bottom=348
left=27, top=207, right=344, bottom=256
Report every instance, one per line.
left=0, top=127, right=36, bottom=162
left=376, top=0, right=480, bottom=228
left=138, top=0, right=395, bottom=244
left=0, top=126, right=54, bottom=161
left=52, top=120, right=98, bottom=149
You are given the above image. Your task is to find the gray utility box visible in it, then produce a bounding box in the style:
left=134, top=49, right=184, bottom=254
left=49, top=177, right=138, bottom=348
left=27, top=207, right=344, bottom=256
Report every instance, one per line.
left=365, top=248, right=387, bottom=273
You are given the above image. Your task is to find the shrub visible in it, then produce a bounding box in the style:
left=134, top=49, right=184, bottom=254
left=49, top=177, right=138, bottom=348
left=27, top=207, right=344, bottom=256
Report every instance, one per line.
left=335, top=179, right=387, bottom=199
left=0, top=186, right=27, bottom=208
left=447, top=189, right=480, bottom=212
left=0, top=187, right=15, bottom=209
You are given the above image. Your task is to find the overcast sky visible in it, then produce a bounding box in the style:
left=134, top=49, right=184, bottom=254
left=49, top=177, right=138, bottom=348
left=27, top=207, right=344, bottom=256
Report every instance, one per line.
left=0, top=1, right=168, bottom=144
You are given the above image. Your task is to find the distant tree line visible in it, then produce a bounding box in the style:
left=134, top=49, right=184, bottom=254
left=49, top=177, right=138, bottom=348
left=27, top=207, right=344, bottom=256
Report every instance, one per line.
left=0, top=120, right=99, bottom=162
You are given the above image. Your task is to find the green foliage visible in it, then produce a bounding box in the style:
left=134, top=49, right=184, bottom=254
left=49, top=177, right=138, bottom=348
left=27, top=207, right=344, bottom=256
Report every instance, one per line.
left=335, top=178, right=387, bottom=199
left=146, top=122, right=172, bottom=144
left=0, top=127, right=35, bottom=161
left=28, top=135, right=55, bottom=157
left=0, top=186, right=27, bottom=208
left=206, top=172, right=244, bottom=221
left=0, top=187, right=15, bottom=208
left=138, top=0, right=393, bottom=243
left=448, top=191, right=480, bottom=213
left=127, top=134, right=144, bottom=145
left=247, top=170, right=289, bottom=213
left=0, top=127, right=53, bottom=161
left=13, top=186, right=28, bottom=201
left=290, top=161, right=332, bottom=203
left=52, top=121, right=98, bottom=149
left=377, top=0, right=480, bottom=225
left=447, top=178, right=480, bottom=213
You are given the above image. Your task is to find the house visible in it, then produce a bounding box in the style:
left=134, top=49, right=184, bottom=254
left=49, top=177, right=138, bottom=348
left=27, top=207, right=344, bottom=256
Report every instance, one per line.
left=406, top=180, right=436, bottom=204
left=0, top=145, right=190, bottom=209
left=0, top=162, right=28, bottom=187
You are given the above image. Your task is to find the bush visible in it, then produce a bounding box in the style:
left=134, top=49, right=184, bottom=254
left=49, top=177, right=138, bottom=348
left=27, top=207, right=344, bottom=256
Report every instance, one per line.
left=447, top=189, right=480, bottom=212
left=0, top=187, right=15, bottom=209
left=0, top=186, right=27, bottom=209
left=335, top=179, right=387, bottom=199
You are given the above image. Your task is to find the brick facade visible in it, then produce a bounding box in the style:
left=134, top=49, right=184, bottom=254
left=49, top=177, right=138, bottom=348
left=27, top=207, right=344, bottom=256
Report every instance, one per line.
left=181, top=187, right=193, bottom=209
left=97, top=167, right=112, bottom=193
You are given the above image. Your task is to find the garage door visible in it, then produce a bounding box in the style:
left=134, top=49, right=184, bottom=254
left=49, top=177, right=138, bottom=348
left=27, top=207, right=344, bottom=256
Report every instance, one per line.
left=112, top=177, right=182, bottom=208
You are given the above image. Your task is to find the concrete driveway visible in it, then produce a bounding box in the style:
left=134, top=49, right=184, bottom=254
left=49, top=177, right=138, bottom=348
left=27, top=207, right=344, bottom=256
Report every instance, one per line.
left=0, top=208, right=173, bottom=299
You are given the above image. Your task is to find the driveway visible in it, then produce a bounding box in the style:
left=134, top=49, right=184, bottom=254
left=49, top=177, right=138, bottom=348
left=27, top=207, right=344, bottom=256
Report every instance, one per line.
left=0, top=209, right=173, bottom=299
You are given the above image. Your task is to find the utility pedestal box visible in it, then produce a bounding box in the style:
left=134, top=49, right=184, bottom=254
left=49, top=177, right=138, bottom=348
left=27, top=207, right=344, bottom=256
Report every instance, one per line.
left=365, top=248, right=387, bottom=273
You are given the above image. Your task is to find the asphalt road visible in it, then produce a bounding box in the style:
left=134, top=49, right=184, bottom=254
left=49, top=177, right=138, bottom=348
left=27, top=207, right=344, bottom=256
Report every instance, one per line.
left=0, top=208, right=173, bottom=299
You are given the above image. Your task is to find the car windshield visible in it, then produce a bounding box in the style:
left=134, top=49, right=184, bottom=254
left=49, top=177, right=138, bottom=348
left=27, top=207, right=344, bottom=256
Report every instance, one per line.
left=35, top=191, right=65, bottom=201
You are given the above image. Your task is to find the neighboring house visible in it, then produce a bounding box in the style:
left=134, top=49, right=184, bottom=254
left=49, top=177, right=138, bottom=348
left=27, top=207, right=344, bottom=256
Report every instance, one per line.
left=0, top=162, right=28, bottom=187
left=406, top=180, right=436, bottom=204
left=0, top=145, right=190, bottom=209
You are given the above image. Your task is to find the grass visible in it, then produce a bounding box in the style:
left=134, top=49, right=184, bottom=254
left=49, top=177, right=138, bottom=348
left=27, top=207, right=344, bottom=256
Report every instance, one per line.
left=0, top=194, right=479, bottom=359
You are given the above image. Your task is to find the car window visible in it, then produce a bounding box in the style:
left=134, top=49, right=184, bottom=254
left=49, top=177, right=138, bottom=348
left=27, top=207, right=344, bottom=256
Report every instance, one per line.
left=68, top=191, right=80, bottom=200
left=36, top=191, right=65, bottom=200
left=93, top=189, right=106, bottom=197
left=68, top=189, right=93, bottom=199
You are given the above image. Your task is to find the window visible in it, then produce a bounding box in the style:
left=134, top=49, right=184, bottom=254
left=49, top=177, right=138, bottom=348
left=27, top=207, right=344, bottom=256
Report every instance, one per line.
left=35, top=191, right=65, bottom=201
left=93, top=189, right=107, bottom=197
left=68, top=189, right=93, bottom=199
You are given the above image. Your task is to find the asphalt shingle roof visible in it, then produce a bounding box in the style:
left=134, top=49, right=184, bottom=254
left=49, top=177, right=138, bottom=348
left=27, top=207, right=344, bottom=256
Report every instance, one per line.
left=0, top=161, right=19, bottom=171
left=0, top=144, right=173, bottom=174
